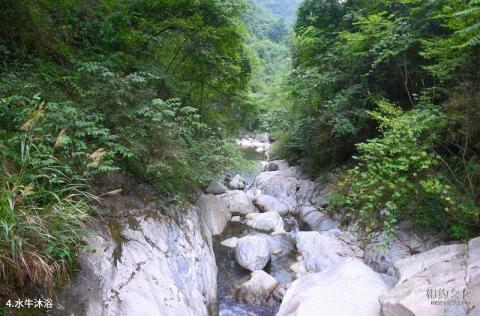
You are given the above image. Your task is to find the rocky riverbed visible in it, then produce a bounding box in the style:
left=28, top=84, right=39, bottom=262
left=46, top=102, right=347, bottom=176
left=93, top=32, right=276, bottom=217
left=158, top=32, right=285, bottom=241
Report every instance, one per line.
left=56, top=134, right=480, bottom=316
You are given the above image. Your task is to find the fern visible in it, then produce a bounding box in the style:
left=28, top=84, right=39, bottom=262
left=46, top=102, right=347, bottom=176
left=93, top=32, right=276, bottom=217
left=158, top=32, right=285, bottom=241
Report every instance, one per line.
left=454, top=0, right=480, bottom=47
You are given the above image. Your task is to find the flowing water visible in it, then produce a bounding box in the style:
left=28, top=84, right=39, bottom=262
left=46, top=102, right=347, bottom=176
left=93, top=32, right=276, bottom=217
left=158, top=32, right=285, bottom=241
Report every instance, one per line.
left=215, top=147, right=281, bottom=316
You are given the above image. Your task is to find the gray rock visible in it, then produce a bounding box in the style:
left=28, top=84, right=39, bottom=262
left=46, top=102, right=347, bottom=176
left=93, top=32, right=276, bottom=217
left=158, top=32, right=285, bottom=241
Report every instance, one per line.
left=252, top=169, right=301, bottom=210
left=295, top=231, right=363, bottom=273
left=246, top=212, right=286, bottom=235
left=234, top=270, right=278, bottom=305
left=254, top=133, right=270, bottom=143
left=364, top=237, right=411, bottom=275
left=197, top=194, right=231, bottom=236
left=364, top=224, right=445, bottom=275
left=220, top=190, right=257, bottom=215
left=278, top=258, right=389, bottom=316
left=221, top=237, right=239, bottom=248
left=60, top=205, right=217, bottom=316
left=300, top=205, right=337, bottom=232
left=253, top=194, right=290, bottom=216
left=377, top=273, right=398, bottom=290
left=229, top=175, right=246, bottom=190
left=235, top=235, right=271, bottom=271
left=380, top=237, right=480, bottom=316
left=205, top=181, right=228, bottom=195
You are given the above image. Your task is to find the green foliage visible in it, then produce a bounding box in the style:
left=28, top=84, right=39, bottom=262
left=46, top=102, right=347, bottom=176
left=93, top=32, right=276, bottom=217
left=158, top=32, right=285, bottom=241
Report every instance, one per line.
left=241, top=0, right=297, bottom=132
left=339, top=100, right=450, bottom=236
left=0, top=0, right=253, bottom=298
left=270, top=0, right=480, bottom=239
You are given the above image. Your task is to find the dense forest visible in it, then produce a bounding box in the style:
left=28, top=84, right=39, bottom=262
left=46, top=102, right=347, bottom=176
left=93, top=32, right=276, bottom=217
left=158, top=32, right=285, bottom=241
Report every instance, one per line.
left=267, top=0, right=480, bottom=240
left=1, top=0, right=479, bottom=306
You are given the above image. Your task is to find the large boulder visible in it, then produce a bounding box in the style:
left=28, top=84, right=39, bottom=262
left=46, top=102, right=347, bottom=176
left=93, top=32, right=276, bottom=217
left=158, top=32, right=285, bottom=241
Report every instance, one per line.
left=252, top=168, right=302, bottom=209
left=299, top=205, right=337, bottom=233
left=277, top=258, right=389, bottom=316
left=246, top=212, right=286, bottom=235
left=60, top=206, right=217, bottom=316
left=380, top=238, right=480, bottom=316
left=205, top=181, right=228, bottom=195
left=261, top=160, right=289, bottom=172
left=253, top=194, right=290, bottom=216
left=228, top=175, right=246, bottom=190
left=235, top=235, right=271, bottom=271
left=197, top=194, right=230, bottom=236
left=295, top=231, right=364, bottom=272
left=219, top=190, right=256, bottom=215
left=234, top=270, right=278, bottom=305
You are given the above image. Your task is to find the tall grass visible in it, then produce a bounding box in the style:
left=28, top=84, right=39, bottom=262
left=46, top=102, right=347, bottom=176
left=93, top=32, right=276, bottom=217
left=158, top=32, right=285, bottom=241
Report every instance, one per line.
left=0, top=138, right=93, bottom=297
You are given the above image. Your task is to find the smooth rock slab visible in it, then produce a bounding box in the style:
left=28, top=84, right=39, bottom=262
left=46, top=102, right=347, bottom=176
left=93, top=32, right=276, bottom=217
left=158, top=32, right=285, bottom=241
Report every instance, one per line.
left=380, top=238, right=480, bottom=316
left=253, top=194, right=290, bottom=216
left=235, top=235, right=271, bottom=271
left=246, top=212, right=286, bottom=235
left=197, top=194, right=231, bottom=236
left=277, top=258, right=389, bottom=316
left=234, top=270, right=278, bottom=305
left=295, top=231, right=364, bottom=272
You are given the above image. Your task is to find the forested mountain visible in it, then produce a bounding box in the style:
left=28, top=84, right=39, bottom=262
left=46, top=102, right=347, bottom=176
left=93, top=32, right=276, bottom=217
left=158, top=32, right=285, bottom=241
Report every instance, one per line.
left=253, top=0, right=302, bottom=24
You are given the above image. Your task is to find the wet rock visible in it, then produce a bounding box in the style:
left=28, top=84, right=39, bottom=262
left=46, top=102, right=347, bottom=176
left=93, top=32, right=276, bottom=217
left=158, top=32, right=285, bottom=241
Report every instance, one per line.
left=197, top=194, right=231, bottom=236
left=253, top=194, right=290, bottom=216
left=221, top=237, right=239, bottom=248
left=229, top=175, right=246, bottom=190
left=234, top=270, right=278, bottom=305
left=380, top=238, right=480, bottom=316
left=205, top=181, right=228, bottom=195
left=235, top=235, right=271, bottom=271
left=246, top=212, right=286, bottom=235
left=295, top=231, right=363, bottom=273
left=278, top=258, right=389, bottom=316
left=266, top=233, right=295, bottom=258
left=220, top=190, right=256, bottom=215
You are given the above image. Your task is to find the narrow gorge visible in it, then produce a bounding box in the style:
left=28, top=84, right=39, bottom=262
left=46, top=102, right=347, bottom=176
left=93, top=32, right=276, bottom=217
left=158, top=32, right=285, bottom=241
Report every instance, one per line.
left=57, top=134, right=480, bottom=316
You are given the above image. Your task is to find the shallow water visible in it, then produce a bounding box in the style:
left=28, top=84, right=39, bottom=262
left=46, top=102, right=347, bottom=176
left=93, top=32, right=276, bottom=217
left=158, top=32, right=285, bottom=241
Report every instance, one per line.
left=215, top=147, right=281, bottom=316
left=213, top=223, right=280, bottom=316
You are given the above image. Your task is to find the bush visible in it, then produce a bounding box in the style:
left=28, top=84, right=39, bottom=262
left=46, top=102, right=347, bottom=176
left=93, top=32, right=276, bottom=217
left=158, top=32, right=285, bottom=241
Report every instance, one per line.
left=339, top=99, right=454, bottom=237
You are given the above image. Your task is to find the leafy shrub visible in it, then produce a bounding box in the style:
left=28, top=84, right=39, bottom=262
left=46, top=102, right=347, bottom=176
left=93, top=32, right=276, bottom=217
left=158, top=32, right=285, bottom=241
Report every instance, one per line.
left=339, top=99, right=450, bottom=236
